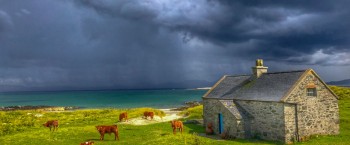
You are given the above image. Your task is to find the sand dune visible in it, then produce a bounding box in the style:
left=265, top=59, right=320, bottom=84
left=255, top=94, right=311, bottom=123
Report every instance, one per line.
left=119, top=109, right=183, bottom=125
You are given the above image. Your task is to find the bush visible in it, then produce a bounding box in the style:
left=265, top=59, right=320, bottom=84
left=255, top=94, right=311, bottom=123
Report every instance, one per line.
left=0, top=111, right=37, bottom=136
left=329, top=86, right=350, bottom=100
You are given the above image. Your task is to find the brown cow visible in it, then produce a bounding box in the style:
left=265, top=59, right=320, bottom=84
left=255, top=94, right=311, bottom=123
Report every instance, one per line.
left=43, top=120, right=59, bottom=131
left=119, top=112, right=128, bottom=122
left=143, top=111, right=154, bottom=120
left=80, top=141, right=94, bottom=145
left=171, top=120, right=183, bottom=134
left=206, top=122, right=214, bottom=135
left=96, top=125, right=119, bottom=141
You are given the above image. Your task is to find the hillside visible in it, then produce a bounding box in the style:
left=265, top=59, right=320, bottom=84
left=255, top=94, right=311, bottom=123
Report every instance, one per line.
left=327, top=79, right=350, bottom=87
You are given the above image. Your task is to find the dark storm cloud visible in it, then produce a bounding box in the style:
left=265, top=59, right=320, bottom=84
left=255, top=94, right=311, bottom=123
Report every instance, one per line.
left=0, top=10, right=12, bottom=36
left=0, top=0, right=349, bottom=92
left=74, top=0, right=350, bottom=62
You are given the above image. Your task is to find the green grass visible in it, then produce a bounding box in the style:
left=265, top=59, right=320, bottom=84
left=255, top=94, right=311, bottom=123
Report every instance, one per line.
left=179, top=105, right=203, bottom=120
left=0, top=86, right=349, bottom=145
left=0, top=107, right=274, bottom=145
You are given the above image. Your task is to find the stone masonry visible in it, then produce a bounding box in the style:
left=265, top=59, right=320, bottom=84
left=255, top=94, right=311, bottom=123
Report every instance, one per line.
left=284, top=71, right=339, bottom=143
left=203, top=99, right=245, bottom=138
left=203, top=63, right=339, bottom=144
left=236, top=101, right=285, bottom=141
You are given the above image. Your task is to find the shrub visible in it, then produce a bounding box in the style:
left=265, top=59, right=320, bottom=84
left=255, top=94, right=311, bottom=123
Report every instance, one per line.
left=329, top=86, right=350, bottom=100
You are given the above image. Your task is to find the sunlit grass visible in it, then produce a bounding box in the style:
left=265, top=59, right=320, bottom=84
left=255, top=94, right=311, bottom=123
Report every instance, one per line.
left=179, top=105, right=203, bottom=120
left=0, top=86, right=349, bottom=145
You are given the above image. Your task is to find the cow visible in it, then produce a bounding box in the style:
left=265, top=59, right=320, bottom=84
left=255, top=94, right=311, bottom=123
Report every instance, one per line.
left=96, top=125, right=119, bottom=141
left=43, top=120, right=59, bottom=131
left=206, top=122, right=214, bottom=135
left=119, top=112, right=128, bottom=122
left=171, top=120, right=183, bottom=134
left=80, top=141, right=94, bottom=145
left=143, top=111, right=154, bottom=120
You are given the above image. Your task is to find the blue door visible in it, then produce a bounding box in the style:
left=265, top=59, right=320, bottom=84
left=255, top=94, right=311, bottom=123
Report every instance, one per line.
left=218, top=113, right=223, bottom=134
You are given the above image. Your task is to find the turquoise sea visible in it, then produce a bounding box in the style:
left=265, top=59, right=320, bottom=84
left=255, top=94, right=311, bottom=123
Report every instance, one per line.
left=0, top=89, right=207, bottom=109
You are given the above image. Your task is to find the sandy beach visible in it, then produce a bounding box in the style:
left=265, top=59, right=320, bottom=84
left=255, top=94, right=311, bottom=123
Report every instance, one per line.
left=119, top=108, right=184, bottom=125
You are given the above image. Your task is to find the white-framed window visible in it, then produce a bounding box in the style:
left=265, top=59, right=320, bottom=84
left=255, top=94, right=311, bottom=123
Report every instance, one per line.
left=307, top=88, right=317, bottom=96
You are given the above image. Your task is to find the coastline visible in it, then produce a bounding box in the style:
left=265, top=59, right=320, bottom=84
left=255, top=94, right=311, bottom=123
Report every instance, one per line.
left=0, top=89, right=206, bottom=110
left=0, top=101, right=202, bottom=112
left=0, top=106, right=198, bottom=126
left=0, top=105, right=81, bottom=111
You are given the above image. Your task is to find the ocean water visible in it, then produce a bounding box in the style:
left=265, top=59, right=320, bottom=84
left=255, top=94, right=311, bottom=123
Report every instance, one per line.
left=0, top=89, right=207, bottom=109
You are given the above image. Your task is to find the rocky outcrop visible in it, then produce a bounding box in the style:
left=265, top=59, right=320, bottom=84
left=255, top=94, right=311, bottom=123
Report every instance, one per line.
left=171, top=101, right=202, bottom=111
left=0, top=105, right=80, bottom=111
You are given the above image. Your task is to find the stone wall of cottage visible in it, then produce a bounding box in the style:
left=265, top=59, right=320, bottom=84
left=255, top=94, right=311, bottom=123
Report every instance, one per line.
left=284, top=104, right=297, bottom=143
left=284, top=71, right=339, bottom=142
left=236, top=100, right=285, bottom=141
left=203, top=99, right=245, bottom=138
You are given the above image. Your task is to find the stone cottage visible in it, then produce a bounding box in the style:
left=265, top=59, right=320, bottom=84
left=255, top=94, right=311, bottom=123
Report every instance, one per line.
left=202, top=59, right=339, bottom=143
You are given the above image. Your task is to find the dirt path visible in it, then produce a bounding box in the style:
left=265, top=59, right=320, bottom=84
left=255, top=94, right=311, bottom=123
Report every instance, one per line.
left=119, top=109, right=183, bottom=125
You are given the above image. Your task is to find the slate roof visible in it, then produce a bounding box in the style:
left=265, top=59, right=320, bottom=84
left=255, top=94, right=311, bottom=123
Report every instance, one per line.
left=219, top=100, right=254, bottom=119
left=203, top=70, right=306, bottom=102
left=204, top=75, right=251, bottom=99
left=219, top=100, right=243, bottom=119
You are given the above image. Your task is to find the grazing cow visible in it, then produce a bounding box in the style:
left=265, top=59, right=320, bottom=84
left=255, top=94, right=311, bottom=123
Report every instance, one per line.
left=43, top=120, right=59, bottom=131
left=119, top=112, right=128, bottom=122
left=206, top=122, right=214, bottom=135
left=143, top=111, right=154, bottom=120
left=171, top=120, right=183, bottom=134
left=80, top=141, right=94, bottom=145
left=96, top=125, right=119, bottom=141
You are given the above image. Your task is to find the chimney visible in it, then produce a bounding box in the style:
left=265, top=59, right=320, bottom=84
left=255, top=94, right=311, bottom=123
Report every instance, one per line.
left=252, top=59, right=268, bottom=78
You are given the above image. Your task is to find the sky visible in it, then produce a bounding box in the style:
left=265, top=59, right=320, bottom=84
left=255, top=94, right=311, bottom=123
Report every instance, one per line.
left=0, top=0, right=350, bottom=92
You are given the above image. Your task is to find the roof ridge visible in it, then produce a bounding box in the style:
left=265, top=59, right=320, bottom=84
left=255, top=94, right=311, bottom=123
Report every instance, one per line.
left=225, top=74, right=251, bottom=77
left=224, top=70, right=307, bottom=77
left=265, top=69, right=307, bottom=74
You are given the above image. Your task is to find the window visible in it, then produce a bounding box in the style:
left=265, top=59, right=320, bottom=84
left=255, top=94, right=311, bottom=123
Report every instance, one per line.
left=307, top=88, right=317, bottom=96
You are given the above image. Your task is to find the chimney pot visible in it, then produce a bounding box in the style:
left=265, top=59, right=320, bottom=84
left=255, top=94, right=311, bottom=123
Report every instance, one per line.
left=252, top=59, right=268, bottom=78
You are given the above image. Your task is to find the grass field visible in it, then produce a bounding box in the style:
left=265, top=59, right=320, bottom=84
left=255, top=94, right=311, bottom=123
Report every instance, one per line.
left=0, top=86, right=349, bottom=145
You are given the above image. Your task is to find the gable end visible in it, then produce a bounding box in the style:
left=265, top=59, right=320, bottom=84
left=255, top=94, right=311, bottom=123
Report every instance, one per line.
left=280, top=69, right=338, bottom=102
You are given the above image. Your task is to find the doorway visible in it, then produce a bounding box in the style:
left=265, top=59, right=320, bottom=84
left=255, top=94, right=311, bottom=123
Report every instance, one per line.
left=218, top=113, right=223, bottom=134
